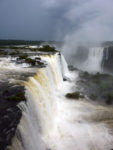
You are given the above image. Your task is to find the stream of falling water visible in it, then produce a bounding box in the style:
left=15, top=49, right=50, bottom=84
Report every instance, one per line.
left=11, top=53, right=113, bottom=150
left=84, top=47, right=104, bottom=72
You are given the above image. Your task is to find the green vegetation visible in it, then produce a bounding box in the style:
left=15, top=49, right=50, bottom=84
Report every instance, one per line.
left=0, top=51, right=8, bottom=55
left=18, top=55, right=36, bottom=66
left=18, top=54, right=44, bottom=66
left=35, top=57, right=41, bottom=61
left=83, top=71, right=89, bottom=77
left=9, top=51, right=20, bottom=55
left=18, top=54, right=28, bottom=60
left=39, top=45, right=57, bottom=52
left=103, top=91, right=113, bottom=105
left=0, top=43, right=58, bottom=55
left=66, top=91, right=82, bottom=99
left=4, top=89, right=9, bottom=94
left=25, top=58, right=36, bottom=66
left=7, top=92, right=26, bottom=101
left=0, top=40, right=63, bottom=46
left=0, top=40, right=44, bottom=46
left=29, top=45, right=57, bottom=52
left=90, top=94, right=97, bottom=100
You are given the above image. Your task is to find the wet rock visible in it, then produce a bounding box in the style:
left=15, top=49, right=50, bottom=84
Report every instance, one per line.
left=0, top=83, right=25, bottom=150
left=66, top=91, right=84, bottom=99
left=0, top=106, right=22, bottom=150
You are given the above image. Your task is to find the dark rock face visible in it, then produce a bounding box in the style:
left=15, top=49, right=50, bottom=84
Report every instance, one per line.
left=0, top=84, right=24, bottom=150
left=0, top=106, right=22, bottom=150
left=0, top=84, right=25, bottom=110
left=65, top=91, right=84, bottom=100
left=102, top=46, right=113, bottom=73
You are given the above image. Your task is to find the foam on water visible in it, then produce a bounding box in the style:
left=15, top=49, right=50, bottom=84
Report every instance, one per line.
left=0, top=57, right=30, bottom=70
left=11, top=53, right=113, bottom=150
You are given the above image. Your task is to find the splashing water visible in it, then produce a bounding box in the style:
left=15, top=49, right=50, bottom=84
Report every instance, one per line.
left=61, top=54, right=75, bottom=80
left=0, top=57, right=30, bottom=70
left=11, top=53, right=113, bottom=150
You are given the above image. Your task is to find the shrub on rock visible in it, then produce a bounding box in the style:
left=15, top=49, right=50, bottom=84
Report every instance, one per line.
left=7, top=92, right=26, bottom=102
left=39, top=45, right=57, bottom=52
left=66, top=92, right=82, bottom=99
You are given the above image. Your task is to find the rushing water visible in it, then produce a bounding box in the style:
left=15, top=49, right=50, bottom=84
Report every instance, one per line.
left=11, top=53, right=113, bottom=150
left=83, top=47, right=104, bottom=72
left=0, top=57, right=30, bottom=70
left=63, top=46, right=106, bottom=73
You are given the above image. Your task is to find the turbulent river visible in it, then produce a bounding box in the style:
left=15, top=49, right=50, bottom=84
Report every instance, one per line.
left=10, top=53, right=113, bottom=150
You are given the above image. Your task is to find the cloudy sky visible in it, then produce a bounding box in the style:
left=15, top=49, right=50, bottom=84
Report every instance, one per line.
left=0, top=0, right=113, bottom=41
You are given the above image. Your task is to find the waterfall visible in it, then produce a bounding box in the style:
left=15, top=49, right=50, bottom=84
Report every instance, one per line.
left=61, top=55, right=70, bottom=76
left=83, top=47, right=104, bottom=72
left=105, top=47, right=109, bottom=60
left=11, top=53, right=113, bottom=150
left=11, top=53, right=71, bottom=150
left=61, top=54, right=75, bottom=80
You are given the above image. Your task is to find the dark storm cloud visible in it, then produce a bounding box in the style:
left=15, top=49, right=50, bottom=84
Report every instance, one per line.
left=0, top=0, right=60, bottom=40
left=0, top=0, right=113, bottom=41
left=0, top=0, right=71, bottom=40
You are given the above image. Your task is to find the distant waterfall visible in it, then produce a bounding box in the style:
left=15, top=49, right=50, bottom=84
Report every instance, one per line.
left=11, top=53, right=113, bottom=150
left=61, top=55, right=69, bottom=76
left=84, top=47, right=104, bottom=72
left=61, top=54, right=75, bottom=80
left=105, top=47, right=109, bottom=60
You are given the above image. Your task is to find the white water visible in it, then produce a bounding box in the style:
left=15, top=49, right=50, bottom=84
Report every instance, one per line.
left=61, top=54, right=70, bottom=76
left=84, top=47, right=104, bottom=72
left=11, top=53, right=113, bottom=150
left=105, top=47, right=109, bottom=60
left=61, top=54, right=75, bottom=80
left=0, top=57, right=30, bottom=70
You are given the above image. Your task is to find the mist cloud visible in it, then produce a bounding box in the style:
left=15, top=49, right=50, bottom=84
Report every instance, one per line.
left=58, top=0, right=113, bottom=62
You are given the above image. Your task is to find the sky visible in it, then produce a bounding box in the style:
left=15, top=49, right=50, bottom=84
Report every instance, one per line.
left=0, top=0, right=113, bottom=41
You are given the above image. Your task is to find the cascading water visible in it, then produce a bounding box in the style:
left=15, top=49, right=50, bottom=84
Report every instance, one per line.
left=11, top=52, right=113, bottom=150
left=105, top=47, right=109, bottom=60
left=84, top=47, right=104, bottom=72
left=61, top=54, right=70, bottom=76
left=60, top=54, right=75, bottom=80
left=0, top=57, right=30, bottom=70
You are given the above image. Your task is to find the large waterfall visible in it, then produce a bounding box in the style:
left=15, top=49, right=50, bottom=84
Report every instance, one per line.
left=11, top=53, right=113, bottom=150
left=63, top=46, right=106, bottom=73
left=81, top=47, right=104, bottom=72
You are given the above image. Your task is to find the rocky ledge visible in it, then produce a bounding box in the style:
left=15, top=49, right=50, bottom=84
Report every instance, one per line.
left=0, top=44, right=58, bottom=150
